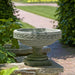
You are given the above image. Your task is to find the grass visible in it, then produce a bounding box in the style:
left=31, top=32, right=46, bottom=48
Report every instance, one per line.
left=12, top=0, right=27, bottom=3
left=20, top=21, right=35, bottom=28
left=12, top=0, right=58, bottom=3
left=16, top=6, right=57, bottom=20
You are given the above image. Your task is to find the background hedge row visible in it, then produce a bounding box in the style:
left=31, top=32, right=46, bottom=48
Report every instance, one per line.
left=56, top=0, right=75, bottom=47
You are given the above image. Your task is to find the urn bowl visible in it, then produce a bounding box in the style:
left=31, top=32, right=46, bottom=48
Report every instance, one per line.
left=13, top=28, right=61, bottom=47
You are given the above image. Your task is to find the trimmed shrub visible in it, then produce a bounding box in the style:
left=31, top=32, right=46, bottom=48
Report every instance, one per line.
left=0, top=0, right=22, bottom=63
left=0, top=0, right=22, bottom=48
left=56, top=0, right=75, bottom=46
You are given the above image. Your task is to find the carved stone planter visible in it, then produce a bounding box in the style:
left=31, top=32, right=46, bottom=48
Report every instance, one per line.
left=13, top=28, right=62, bottom=66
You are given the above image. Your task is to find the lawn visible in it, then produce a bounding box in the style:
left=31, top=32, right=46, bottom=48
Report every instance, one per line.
left=16, top=6, right=57, bottom=20
left=12, top=0, right=58, bottom=3
left=20, top=21, right=35, bottom=28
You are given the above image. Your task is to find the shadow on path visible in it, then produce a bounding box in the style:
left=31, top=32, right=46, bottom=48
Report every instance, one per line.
left=47, top=41, right=75, bottom=60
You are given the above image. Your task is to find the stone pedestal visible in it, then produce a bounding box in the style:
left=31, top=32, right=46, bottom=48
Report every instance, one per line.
left=24, top=47, right=51, bottom=66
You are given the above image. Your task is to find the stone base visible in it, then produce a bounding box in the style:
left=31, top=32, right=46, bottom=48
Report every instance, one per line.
left=10, top=60, right=63, bottom=75
left=24, top=54, right=52, bottom=66
left=0, top=60, right=63, bottom=75
left=12, top=71, right=59, bottom=75
left=38, top=72, right=59, bottom=75
left=24, top=59, right=52, bottom=66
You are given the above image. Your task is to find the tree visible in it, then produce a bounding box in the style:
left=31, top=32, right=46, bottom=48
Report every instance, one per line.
left=56, top=0, right=75, bottom=47
left=0, top=0, right=17, bottom=20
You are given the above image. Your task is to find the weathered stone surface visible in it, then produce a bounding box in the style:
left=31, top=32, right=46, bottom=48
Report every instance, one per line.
left=12, top=71, right=58, bottom=75
left=12, top=71, right=36, bottom=75
left=13, top=28, right=61, bottom=66
left=14, top=28, right=61, bottom=47
left=38, top=73, right=59, bottom=75
left=0, top=60, right=63, bottom=75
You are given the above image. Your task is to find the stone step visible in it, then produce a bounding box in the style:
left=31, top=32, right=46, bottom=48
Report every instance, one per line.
left=0, top=60, right=63, bottom=75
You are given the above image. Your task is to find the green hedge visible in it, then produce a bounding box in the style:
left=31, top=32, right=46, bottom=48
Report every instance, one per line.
left=0, top=0, right=16, bottom=21
left=0, top=0, right=21, bottom=63
left=0, top=0, right=21, bottom=48
left=56, top=0, right=75, bottom=46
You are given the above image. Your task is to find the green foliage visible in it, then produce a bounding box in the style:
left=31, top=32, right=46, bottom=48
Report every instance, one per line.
left=0, top=0, right=16, bottom=21
left=0, top=19, right=22, bottom=48
left=0, top=0, right=22, bottom=48
left=0, top=66, right=18, bottom=75
left=56, top=0, right=75, bottom=46
left=21, top=21, right=35, bottom=28
left=0, top=45, right=16, bottom=63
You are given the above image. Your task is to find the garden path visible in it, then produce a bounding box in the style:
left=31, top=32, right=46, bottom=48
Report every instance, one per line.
left=14, top=2, right=75, bottom=75
left=48, top=41, right=75, bottom=75
left=15, top=9, right=58, bottom=28
left=14, top=2, right=58, bottom=28
left=14, top=2, right=58, bottom=7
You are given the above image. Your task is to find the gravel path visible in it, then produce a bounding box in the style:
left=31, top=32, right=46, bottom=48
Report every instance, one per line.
left=13, top=2, right=59, bottom=7
left=15, top=9, right=58, bottom=28
left=48, top=41, right=75, bottom=75
left=14, top=2, right=58, bottom=28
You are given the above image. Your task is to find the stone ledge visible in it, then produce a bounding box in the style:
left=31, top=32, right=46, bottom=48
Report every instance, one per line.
left=4, top=44, right=50, bottom=56
left=12, top=71, right=36, bottom=75
left=0, top=60, right=63, bottom=75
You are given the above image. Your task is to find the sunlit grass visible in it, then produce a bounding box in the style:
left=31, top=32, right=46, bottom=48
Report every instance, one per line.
left=16, top=6, right=57, bottom=20
left=20, top=21, right=35, bottom=28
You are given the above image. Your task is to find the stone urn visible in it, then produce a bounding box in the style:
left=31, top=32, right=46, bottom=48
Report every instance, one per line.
left=13, top=28, right=62, bottom=66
